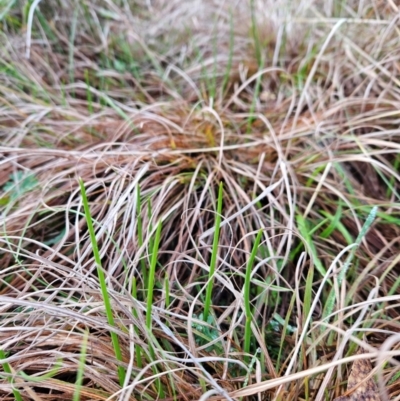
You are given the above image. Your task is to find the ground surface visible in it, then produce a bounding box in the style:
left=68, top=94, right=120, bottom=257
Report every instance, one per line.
left=1, top=1, right=400, bottom=400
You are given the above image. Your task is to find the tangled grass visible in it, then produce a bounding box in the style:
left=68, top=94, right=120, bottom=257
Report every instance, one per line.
left=1, top=1, right=400, bottom=400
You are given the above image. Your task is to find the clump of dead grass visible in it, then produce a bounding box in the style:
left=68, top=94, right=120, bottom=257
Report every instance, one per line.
left=1, top=1, right=400, bottom=400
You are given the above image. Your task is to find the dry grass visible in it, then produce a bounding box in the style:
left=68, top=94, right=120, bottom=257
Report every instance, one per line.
left=1, top=1, right=400, bottom=400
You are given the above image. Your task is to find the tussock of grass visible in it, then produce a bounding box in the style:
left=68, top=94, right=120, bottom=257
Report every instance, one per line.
left=1, top=1, right=400, bottom=400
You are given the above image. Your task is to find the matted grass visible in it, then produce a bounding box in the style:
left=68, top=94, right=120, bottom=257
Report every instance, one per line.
left=1, top=1, right=400, bottom=400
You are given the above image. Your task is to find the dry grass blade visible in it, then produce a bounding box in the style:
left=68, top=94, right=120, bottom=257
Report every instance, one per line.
left=1, top=0, right=400, bottom=400
left=334, top=349, right=381, bottom=401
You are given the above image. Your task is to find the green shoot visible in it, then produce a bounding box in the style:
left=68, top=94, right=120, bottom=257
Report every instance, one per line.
left=323, top=206, right=378, bottom=326
left=164, top=273, right=170, bottom=310
left=203, top=182, right=223, bottom=322
left=146, top=219, right=162, bottom=330
left=79, top=178, right=126, bottom=385
left=243, top=228, right=263, bottom=364
left=131, top=276, right=143, bottom=369
left=136, top=185, right=148, bottom=289
left=20, top=358, right=63, bottom=382
left=0, top=349, right=23, bottom=401
left=297, top=213, right=329, bottom=281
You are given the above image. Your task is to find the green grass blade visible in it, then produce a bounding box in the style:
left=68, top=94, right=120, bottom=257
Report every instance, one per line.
left=203, top=182, right=223, bottom=322
left=0, top=349, right=23, bottom=401
left=276, top=294, right=296, bottom=371
left=320, top=209, right=352, bottom=244
left=136, top=185, right=148, bottom=289
left=79, top=178, right=126, bottom=385
left=145, top=219, right=165, bottom=397
left=322, top=206, right=378, bottom=326
left=131, top=276, right=143, bottom=369
left=244, top=228, right=263, bottom=365
left=20, top=359, right=63, bottom=382
left=164, top=272, right=170, bottom=310
left=146, top=219, right=162, bottom=330
left=297, top=213, right=329, bottom=280
left=319, top=204, right=342, bottom=239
